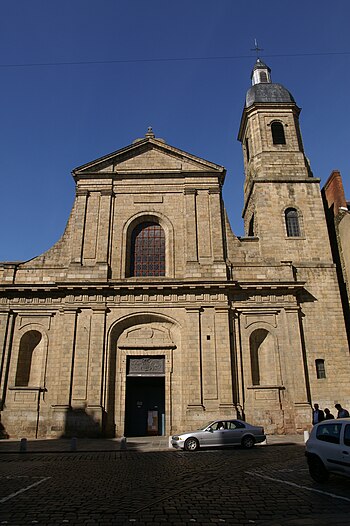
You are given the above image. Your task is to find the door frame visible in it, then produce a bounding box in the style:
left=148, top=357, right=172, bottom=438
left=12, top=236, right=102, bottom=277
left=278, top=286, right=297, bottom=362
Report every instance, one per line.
left=115, top=348, right=173, bottom=436
left=124, top=374, right=166, bottom=436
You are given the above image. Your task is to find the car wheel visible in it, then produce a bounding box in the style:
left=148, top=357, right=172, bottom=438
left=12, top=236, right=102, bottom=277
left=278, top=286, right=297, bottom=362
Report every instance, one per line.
left=184, top=437, right=199, bottom=451
left=308, top=457, right=329, bottom=483
left=241, top=435, right=255, bottom=449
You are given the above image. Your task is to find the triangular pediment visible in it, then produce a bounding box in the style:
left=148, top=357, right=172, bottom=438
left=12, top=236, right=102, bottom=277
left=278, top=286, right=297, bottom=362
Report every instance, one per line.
left=72, top=138, right=225, bottom=177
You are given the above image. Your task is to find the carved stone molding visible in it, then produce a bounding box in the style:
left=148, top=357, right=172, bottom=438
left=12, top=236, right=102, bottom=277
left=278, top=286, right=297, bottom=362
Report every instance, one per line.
left=127, top=356, right=165, bottom=376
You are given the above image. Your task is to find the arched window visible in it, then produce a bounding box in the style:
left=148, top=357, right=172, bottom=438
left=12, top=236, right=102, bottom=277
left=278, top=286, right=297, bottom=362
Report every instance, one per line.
left=315, top=359, right=326, bottom=379
left=285, top=208, right=301, bottom=237
left=271, top=121, right=286, bottom=145
left=130, top=222, right=165, bottom=277
left=15, top=330, right=43, bottom=387
left=260, top=71, right=268, bottom=83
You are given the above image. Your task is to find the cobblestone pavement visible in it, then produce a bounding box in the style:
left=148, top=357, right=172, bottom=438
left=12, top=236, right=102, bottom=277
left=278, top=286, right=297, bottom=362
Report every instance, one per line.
left=0, top=444, right=349, bottom=525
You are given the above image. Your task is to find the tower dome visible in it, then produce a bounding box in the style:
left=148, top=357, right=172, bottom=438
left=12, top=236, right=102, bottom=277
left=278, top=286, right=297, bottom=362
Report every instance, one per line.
left=246, top=59, right=295, bottom=107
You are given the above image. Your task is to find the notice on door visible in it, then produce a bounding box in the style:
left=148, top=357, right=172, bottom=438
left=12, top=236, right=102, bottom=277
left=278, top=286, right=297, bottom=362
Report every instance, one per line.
left=147, top=410, right=158, bottom=435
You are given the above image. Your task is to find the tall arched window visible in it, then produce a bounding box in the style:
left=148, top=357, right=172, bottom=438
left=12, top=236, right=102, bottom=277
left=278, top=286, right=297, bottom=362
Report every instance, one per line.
left=271, top=121, right=286, bottom=145
left=130, top=222, right=165, bottom=277
left=15, top=330, right=43, bottom=387
left=285, top=208, right=301, bottom=237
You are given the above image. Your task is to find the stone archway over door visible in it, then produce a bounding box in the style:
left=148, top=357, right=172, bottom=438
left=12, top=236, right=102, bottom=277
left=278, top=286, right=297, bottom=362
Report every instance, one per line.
left=107, top=319, right=177, bottom=437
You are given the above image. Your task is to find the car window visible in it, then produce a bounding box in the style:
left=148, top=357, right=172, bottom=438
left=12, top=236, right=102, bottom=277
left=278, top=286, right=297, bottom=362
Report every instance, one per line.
left=316, top=423, right=342, bottom=444
left=211, top=421, right=226, bottom=431
left=198, top=421, right=215, bottom=431
left=344, top=425, right=350, bottom=447
left=227, top=421, right=245, bottom=430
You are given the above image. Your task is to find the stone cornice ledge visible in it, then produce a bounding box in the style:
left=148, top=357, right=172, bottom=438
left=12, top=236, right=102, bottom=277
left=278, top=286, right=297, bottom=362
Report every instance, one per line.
left=0, top=280, right=307, bottom=294
left=9, top=386, right=47, bottom=391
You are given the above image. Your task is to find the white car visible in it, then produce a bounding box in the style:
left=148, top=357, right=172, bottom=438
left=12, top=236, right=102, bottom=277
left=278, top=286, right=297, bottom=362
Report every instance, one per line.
left=305, top=418, right=350, bottom=482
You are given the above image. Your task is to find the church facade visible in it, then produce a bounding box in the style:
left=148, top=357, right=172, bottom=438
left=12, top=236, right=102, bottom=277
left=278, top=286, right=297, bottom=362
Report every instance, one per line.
left=1, top=60, right=350, bottom=439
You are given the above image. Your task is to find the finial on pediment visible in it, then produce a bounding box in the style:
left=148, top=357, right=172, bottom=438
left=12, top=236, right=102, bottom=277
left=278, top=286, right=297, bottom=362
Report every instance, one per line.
left=145, top=126, right=155, bottom=138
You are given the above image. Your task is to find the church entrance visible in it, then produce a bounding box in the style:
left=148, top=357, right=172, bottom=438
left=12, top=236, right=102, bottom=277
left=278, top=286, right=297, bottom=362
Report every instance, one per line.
left=124, top=356, right=165, bottom=437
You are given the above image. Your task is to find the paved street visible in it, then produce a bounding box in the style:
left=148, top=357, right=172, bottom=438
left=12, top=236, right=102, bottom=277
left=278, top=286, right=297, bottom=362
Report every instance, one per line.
left=0, top=442, right=349, bottom=525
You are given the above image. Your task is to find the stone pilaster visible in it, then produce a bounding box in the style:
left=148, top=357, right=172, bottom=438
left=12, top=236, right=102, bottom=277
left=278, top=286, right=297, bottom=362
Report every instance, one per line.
left=55, top=308, right=78, bottom=407
left=283, top=307, right=309, bottom=403
left=70, top=189, right=88, bottom=265
left=283, top=306, right=311, bottom=432
left=232, top=310, right=245, bottom=416
left=71, top=310, right=91, bottom=403
left=87, top=306, right=108, bottom=409
left=83, top=192, right=100, bottom=260
left=96, top=190, right=113, bottom=264
left=215, top=307, right=235, bottom=411
left=196, top=190, right=212, bottom=260
left=184, top=189, right=198, bottom=263
left=209, top=189, right=225, bottom=262
left=200, top=308, right=218, bottom=403
left=0, top=310, right=15, bottom=409
left=185, top=307, right=203, bottom=410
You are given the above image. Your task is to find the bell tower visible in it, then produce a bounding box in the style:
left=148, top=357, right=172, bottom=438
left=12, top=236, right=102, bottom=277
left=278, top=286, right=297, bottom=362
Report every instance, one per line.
left=237, top=59, right=331, bottom=262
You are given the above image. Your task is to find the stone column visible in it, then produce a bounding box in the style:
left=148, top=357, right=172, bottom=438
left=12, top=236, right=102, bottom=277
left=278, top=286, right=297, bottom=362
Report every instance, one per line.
left=184, top=189, right=198, bottom=263
left=70, top=189, right=88, bottom=265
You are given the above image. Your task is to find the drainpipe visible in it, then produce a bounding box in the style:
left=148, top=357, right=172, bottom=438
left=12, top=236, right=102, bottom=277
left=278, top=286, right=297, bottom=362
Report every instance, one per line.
left=35, top=387, right=47, bottom=439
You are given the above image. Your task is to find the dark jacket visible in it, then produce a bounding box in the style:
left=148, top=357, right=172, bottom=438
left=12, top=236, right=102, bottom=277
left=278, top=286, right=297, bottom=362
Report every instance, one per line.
left=312, top=409, right=324, bottom=424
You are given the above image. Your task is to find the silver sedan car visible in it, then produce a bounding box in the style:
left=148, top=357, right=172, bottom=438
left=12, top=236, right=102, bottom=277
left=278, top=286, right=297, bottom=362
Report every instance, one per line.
left=171, top=419, right=266, bottom=451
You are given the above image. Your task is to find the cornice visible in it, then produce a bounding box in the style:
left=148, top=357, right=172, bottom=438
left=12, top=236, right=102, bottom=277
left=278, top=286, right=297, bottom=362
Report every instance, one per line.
left=0, top=279, right=306, bottom=296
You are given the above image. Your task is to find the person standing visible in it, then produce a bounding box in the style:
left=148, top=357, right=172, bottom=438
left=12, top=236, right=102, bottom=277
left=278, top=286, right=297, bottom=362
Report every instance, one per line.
left=334, top=403, right=350, bottom=418
left=312, top=403, right=324, bottom=425
left=324, top=408, right=335, bottom=420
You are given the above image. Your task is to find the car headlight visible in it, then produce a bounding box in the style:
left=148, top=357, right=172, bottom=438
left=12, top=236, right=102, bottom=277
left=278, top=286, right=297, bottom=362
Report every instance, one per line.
left=172, top=436, right=180, bottom=440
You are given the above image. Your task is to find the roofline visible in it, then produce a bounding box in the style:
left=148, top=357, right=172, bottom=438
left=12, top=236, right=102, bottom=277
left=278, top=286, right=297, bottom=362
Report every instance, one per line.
left=72, top=137, right=226, bottom=176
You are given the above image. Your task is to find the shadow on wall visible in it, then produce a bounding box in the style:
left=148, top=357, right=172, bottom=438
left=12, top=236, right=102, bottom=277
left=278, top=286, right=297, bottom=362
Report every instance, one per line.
left=62, top=407, right=104, bottom=438
left=235, top=405, right=245, bottom=421
left=0, top=420, right=9, bottom=439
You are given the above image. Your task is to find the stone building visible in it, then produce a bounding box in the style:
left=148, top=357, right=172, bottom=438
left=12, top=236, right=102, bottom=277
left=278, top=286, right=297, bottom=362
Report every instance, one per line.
left=322, top=170, right=350, bottom=343
left=1, top=59, right=350, bottom=439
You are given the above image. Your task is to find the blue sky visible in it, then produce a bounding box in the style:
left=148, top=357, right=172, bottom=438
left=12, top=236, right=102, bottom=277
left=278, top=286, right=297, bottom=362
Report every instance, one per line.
left=1, top=0, right=349, bottom=261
